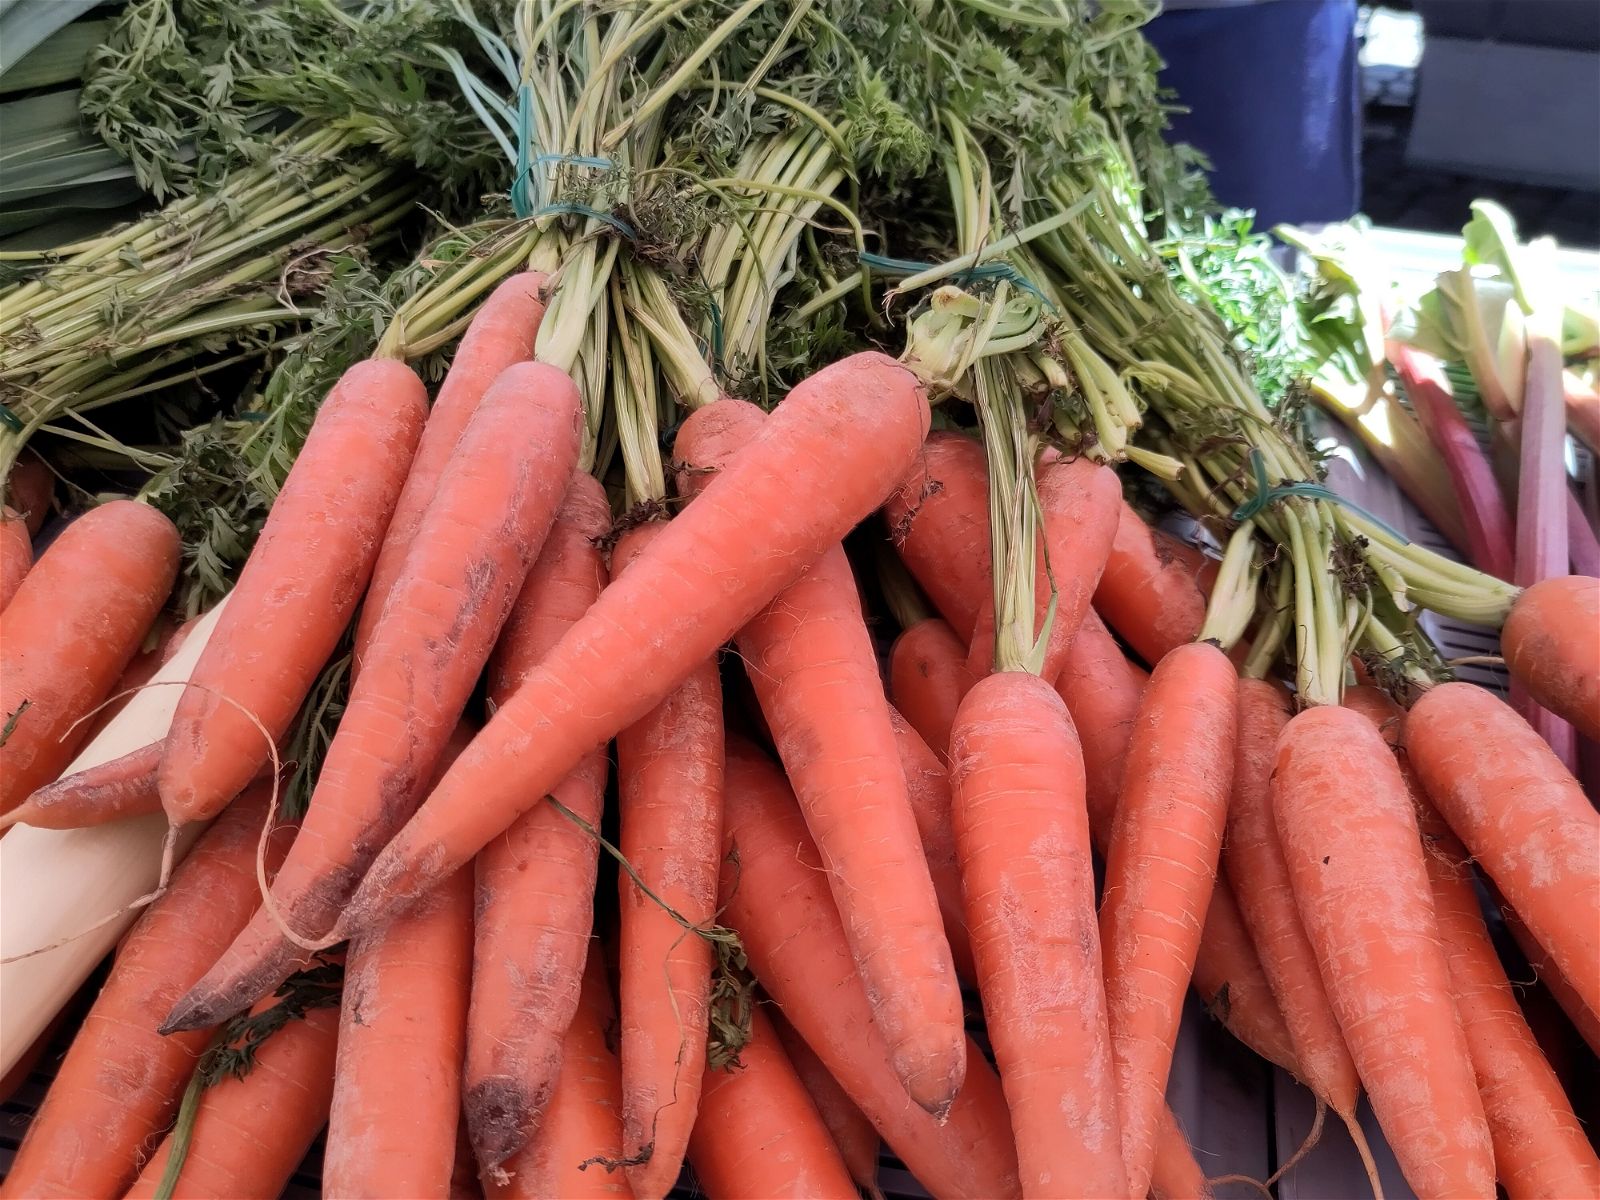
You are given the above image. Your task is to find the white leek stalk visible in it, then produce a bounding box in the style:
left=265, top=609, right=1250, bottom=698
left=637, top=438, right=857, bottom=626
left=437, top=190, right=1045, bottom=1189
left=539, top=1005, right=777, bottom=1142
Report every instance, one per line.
left=0, top=595, right=229, bottom=1074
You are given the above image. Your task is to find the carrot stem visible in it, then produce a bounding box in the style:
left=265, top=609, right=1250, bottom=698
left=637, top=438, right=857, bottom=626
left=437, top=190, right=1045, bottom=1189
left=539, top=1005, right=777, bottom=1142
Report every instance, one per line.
left=1197, top=523, right=1261, bottom=649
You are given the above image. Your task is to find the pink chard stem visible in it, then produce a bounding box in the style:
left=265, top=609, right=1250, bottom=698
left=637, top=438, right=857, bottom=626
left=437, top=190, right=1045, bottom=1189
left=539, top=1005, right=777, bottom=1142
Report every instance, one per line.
left=1514, top=329, right=1577, bottom=768
left=1387, top=339, right=1516, bottom=581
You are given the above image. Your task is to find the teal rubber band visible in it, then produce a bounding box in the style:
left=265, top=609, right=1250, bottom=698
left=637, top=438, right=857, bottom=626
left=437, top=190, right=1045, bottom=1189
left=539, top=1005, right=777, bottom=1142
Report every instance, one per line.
left=0, top=404, right=22, bottom=434
left=1230, top=449, right=1411, bottom=543
left=857, top=251, right=1052, bottom=306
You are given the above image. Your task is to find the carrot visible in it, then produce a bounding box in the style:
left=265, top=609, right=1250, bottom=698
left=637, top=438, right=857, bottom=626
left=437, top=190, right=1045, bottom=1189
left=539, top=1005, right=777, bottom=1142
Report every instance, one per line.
left=355, top=271, right=549, bottom=658
left=1415, top=799, right=1600, bottom=1197
left=1272, top=704, right=1494, bottom=1199
left=674, top=393, right=962, bottom=1114
left=611, top=520, right=725, bottom=1200
left=1502, top=907, right=1600, bottom=1057
left=5, top=451, right=52, bottom=535
left=324, top=863, right=474, bottom=1200
left=449, top=1117, right=483, bottom=1200
left=888, top=706, right=976, bottom=983
left=466, top=472, right=611, bottom=1175
left=1226, top=679, right=1371, bottom=1167
left=1099, top=641, right=1237, bottom=1196
left=770, top=1011, right=884, bottom=1200
left=485, top=945, right=630, bottom=1200
left=1190, top=883, right=1302, bottom=1076
left=1502, top=575, right=1600, bottom=741
left=0, top=740, right=162, bottom=831
left=125, top=984, right=341, bottom=1200
left=0, top=500, right=178, bottom=814
left=1404, top=681, right=1600, bottom=1018
left=949, top=670, right=1127, bottom=1198
left=1149, top=1106, right=1214, bottom=1200
left=716, top=740, right=1021, bottom=1199
left=1052, top=618, right=1295, bottom=1077
left=688, top=1006, right=860, bottom=1200
left=0, top=785, right=288, bottom=1200
left=82, top=609, right=193, bottom=741
left=0, top=1011, right=63, bottom=1107
left=965, top=454, right=1122, bottom=683
left=487, top=470, right=611, bottom=701
left=888, top=615, right=973, bottom=760
left=4, top=615, right=200, bottom=831
left=1053, top=607, right=1147, bottom=841
left=340, top=352, right=930, bottom=946
left=882, top=429, right=991, bottom=641
left=1094, top=502, right=1217, bottom=667
left=1, top=507, right=29, bottom=611
left=160, top=358, right=427, bottom=826
left=164, top=363, right=582, bottom=1033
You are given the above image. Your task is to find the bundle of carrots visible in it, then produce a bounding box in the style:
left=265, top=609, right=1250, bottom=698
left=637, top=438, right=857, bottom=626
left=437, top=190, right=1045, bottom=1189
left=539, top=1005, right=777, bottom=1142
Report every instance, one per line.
left=2, top=4, right=1598, bottom=1200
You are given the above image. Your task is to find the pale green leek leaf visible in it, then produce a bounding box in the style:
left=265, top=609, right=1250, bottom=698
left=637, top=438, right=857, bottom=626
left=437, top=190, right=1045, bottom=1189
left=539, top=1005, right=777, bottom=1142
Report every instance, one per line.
left=0, top=0, right=104, bottom=78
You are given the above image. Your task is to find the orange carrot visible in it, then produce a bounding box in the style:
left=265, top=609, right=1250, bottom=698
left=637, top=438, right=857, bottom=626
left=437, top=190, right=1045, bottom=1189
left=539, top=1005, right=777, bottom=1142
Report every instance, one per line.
left=611, top=520, right=725, bottom=1200
left=485, top=946, right=630, bottom=1200
left=888, top=615, right=973, bottom=760
left=355, top=271, right=549, bottom=657
left=1099, top=641, right=1237, bottom=1196
left=340, top=352, right=930, bottom=948
left=771, top=1012, right=884, bottom=1200
left=1416, top=799, right=1600, bottom=1197
left=888, top=706, right=976, bottom=984
left=0, top=740, right=162, bottom=831
left=1273, top=705, right=1494, bottom=1199
left=1190, top=883, right=1302, bottom=1076
left=125, top=985, right=341, bottom=1200
left=160, top=358, right=427, bottom=825
left=487, top=470, right=611, bottom=702
left=1052, top=619, right=1295, bottom=1077
left=448, top=1117, right=483, bottom=1200
left=5, top=450, right=53, bottom=535
left=324, top=863, right=474, bottom=1199
left=674, top=394, right=961, bottom=1114
left=466, top=472, right=611, bottom=1175
left=1227, top=681, right=1367, bottom=1148
left=1094, top=503, right=1217, bottom=667
left=1502, top=908, right=1600, bottom=1057
left=1404, top=681, right=1600, bottom=1018
left=688, top=1007, right=859, bottom=1200
left=0, top=500, right=178, bottom=814
left=0, top=1012, right=63, bottom=1107
left=81, top=609, right=193, bottom=741
left=883, top=429, right=991, bottom=641
left=1053, top=607, right=1148, bottom=841
left=965, top=454, right=1122, bottom=682
left=0, top=786, right=289, bottom=1200
left=1502, top=575, right=1600, bottom=741
left=165, top=363, right=581, bottom=1033
left=1, top=507, right=29, bottom=611
left=5, top=616, right=199, bottom=831
left=717, top=740, right=1020, bottom=1199
left=949, top=670, right=1127, bottom=1198
left=1149, top=1106, right=1214, bottom=1200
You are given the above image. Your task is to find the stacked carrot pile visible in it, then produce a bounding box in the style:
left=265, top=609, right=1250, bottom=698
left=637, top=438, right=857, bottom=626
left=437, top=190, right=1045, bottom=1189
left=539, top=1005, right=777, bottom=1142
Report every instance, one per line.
left=1, top=4, right=1597, bottom=1200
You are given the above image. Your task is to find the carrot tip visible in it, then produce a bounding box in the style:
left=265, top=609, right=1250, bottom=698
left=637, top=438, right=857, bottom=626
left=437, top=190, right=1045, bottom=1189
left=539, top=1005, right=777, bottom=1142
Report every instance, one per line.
left=465, top=1077, right=542, bottom=1174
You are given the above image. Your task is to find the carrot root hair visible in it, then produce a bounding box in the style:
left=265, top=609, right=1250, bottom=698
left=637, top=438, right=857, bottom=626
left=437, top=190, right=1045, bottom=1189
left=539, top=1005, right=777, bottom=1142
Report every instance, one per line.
left=1, top=680, right=282, bottom=965
left=1339, top=1106, right=1386, bottom=1200
left=1206, top=1097, right=1327, bottom=1199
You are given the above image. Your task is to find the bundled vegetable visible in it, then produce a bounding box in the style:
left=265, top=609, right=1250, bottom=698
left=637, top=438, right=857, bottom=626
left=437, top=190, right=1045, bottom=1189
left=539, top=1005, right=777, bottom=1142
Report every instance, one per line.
left=5, top=7, right=1598, bottom=1200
